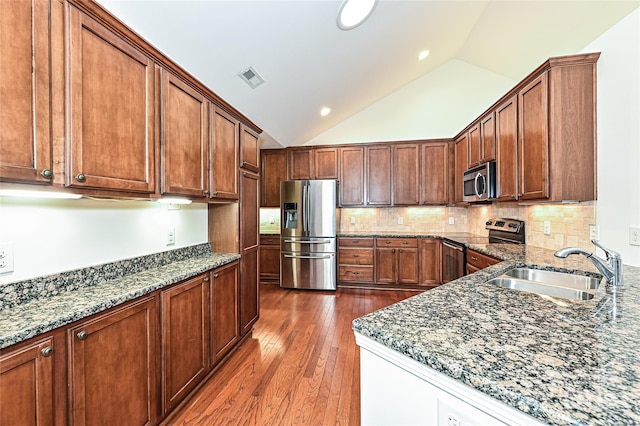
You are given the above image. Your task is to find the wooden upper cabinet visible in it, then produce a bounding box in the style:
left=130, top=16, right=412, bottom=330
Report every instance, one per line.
left=210, top=107, right=239, bottom=200
left=468, top=124, right=481, bottom=167
left=161, top=72, right=209, bottom=198
left=287, top=149, right=314, bottom=180
left=314, top=147, right=338, bottom=179
left=260, top=149, right=287, bottom=207
left=0, top=0, right=52, bottom=185
left=453, top=134, right=468, bottom=205
left=366, top=145, right=392, bottom=206
left=67, top=6, right=156, bottom=193
left=392, top=144, right=420, bottom=205
left=240, top=124, right=260, bottom=173
left=495, top=95, right=518, bottom=201
left=518, top=73, right=549, bottom=200
left=420, top=142, right=449, bottom=205
left=339, top=146, right=365, bottom=206
left=480, top=112, right=496, bottom=163
left=240, top=171, right=259, bottom=251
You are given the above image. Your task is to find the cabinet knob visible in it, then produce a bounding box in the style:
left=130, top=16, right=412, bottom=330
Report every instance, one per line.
left=353, top=254, right=359, bottom=257
left=471, top=256, right=478, bottom=261
left=77, top=331, right=88, bottom=340
left=392, top=249, right=396, bottom=253
left=211, top=191, right=218, bottom=196
left=40, top=169, right=53, bottom=179
left=75, top=173, right=86, bottom=183
left=203, top=190, right=209, bottom=196
left=403, top=241, right=408, bottom=245
left=385, top=241, right=391, bottom=245
left=41, top=346, right=54, bottom=357
left=204, top=277, right=209, bottom=282
left=213, top=273, right=219, bottom=278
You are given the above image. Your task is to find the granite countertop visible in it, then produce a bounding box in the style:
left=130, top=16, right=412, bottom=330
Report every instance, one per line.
left=338, top=231, right=488, bottom=240
left=0, top=244, right=239, bottom=349
left=353, top=243, right=640, bottom=425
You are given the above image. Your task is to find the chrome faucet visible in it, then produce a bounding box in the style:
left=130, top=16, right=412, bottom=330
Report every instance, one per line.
left=555, top=240, right=624, bottom=293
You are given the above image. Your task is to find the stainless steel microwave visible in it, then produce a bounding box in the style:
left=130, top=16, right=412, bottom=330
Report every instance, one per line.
left=463, top=162, right=496, bottom=202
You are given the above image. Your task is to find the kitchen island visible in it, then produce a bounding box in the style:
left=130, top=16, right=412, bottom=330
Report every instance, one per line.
left=353, top=243, right=640, bottom=425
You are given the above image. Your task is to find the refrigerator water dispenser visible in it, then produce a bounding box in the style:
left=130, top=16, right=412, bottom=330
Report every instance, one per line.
left=283, top=202, right=298, bottom=229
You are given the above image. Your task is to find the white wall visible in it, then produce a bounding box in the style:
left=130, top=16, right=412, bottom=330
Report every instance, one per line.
left=0, top=198, right=208, bottom=284
left=304, top=59, right=517, bottom=145
left=582, top=8, right=640, bottom=266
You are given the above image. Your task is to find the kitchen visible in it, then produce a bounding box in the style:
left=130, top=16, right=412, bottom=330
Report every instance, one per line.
left=1, top=0, right=639, bottom=425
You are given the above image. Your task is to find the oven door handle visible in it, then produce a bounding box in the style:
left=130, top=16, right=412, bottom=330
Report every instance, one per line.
left=443, top=241, right=464, bottom=252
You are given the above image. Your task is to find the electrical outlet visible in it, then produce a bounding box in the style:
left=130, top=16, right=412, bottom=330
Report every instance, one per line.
left=397, top=216, right=403, bottom=225
left=449, top=217, right=455, bottom=225
left=350, top=217, right=356, bottom=225
left=167, top=228, right=175, bottom=246
left=543, top=221, right=551, bottom=235
left=589, top=224, right=599, bottom=240
left=0, top=243, right=15, bottom=274
left=630, top=227, right=640, bottom=246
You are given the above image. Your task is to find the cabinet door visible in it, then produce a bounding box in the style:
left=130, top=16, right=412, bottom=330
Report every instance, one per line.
left=161, top=274, right=209, bottom=414
left=397, top=248, right=419, bottom=284
left=240, top=124, right=260, bottom=173
left=518, top=73, right=549, bottom=200
left=68, top=296, right=157, bottom=426
left=211, top=262, right=239, bottom=364
left=419, top=238, right=442, bottom=286
left=259, top=244, right=280, bottom=280
left=314, top=147, right=338, bottom=179
left=0, top=337, right=54, bottom=426
left=338, top=146, right=365, bottom=206
left=288, top=149, right=314, bottom=180
left=67, top=7, right=156, bottom=193
left=453, top=134, right=468, bottom=205
left=375, top=248, right=396, bottom=283
left=366, top=145, right=392, bottom=206
left=420, top=142, right=448, bottom=205
left=468, top=124, right=481, bottom=167
left=210, top=107, right=239, bottom=199
left=240, top=248, right=260, bottom=336
left=240, top=172, right=259, bottom=251
left=161, top=71, right=209, bottom=198
left=480, top=112, right=496, bottom=163
left=260, top=150, right=287, bottom=207
left=393, top=144, right=420, bottom=205
left=495, top=95, right=518, bottom=201
left=0, top=0, right=52, bottom=184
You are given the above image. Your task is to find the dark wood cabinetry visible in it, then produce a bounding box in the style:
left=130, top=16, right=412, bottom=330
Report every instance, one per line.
left=0, top=0, right=52, bottom=185
left=419, top=239, right=442, bottom=286
left=210, top=107, right=239, bottom=200
left=420, top=142, right=449, bottom=205
left=260, top=149, right=287, bottom=207
left=495, top=96, right=518, bottom=201
left=161, top=72, right=209, bottom=198
left=468, top=124, right=481, bottom=167
left=211, top=262, right=240, bottom=363
left=240, top=124, right=260, bottom=173
left=68, top=296, right=158, bottom=426
left=375, top=238, right=419, bottom=285
left=67, top=6, right=156, bottom=194
left=314, top=147, right=339, bottom=179
left=239, top=248, right=259, bottom=336
left=366, top=145, right=392, bottom=206
left=240, top=171, right=260, bottom=336
left=338, top=237, right=375, bottom=283
left=287, top=149, right=314, bottom=180
left=259, top=235, right=280, bottom=282
left=392, top=144, right=420, bottom=205
left=480, top=113, right=496, bottom=164
left=466, top=249, right=500, bottom=275
left=0, top=336, right=55, bottom=426
left=160, top=274, right=209, bottom=414
left=339, top=146, right=365, bottom=206
left=453, top=134, right=469, bottom=205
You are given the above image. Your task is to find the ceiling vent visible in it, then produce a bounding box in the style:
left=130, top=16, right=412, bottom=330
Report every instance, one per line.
left=238, top=66, right=265, bottom=89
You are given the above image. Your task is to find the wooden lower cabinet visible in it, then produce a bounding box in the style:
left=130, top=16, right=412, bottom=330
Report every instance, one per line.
left=338, top=237, right=375, bottom=283
left=211, top=262, right=240, bottom=364
left=375, top=239, right=419, bottom=285
left=68, top=296, right=158, bottom=426
left=239, top=248, right=260, bottom=336
left=259, top=235, right=280, bottom=282
left=0, top=336, right=55, bottom=426
left=419, top=238, right=442, bottom=286
left=161, top=274, right=209, bottom=414
left=466, top=249, right=501, bottom=275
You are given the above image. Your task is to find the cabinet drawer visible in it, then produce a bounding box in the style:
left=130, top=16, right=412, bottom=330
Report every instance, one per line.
left=260, top=235, right=280, bottom=246
left=339, top=237, right=374, bottom=247
left=339, top=266, right=374, bottom=282
left=339, top=248, right=374, bottom=265
left=466, top=249, right=501, bottom=270
left=376, top=238, right=418, bottom=248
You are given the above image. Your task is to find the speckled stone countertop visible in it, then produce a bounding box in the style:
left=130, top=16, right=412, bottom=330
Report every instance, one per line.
left=0, top=243, right=239, bottom=349
left=338, top=231, right=481, bottom=238
left=353, top=242, right=640, bottom=426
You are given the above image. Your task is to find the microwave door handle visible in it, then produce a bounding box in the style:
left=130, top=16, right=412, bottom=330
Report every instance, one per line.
left=474, top=172, right=484, bottom=198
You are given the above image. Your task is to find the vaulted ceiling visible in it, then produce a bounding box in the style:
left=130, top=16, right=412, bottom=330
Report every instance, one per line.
left=97, top=0, right=638, bottom=147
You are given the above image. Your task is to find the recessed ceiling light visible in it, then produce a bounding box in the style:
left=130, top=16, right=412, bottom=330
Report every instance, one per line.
left=320, top=107, right=331, bottom=117
left=337, top=0, right=377, bottom=30
left=418, top=50, right=430, bottom=61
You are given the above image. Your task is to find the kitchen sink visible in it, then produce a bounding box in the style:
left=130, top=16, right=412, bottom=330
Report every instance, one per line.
left=487, top=268, right=601, bottom=300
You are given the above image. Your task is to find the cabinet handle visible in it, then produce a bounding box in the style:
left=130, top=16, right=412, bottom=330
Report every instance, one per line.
left=213, top=273, right=219, bottom=278
left=471, top=256, right=478, bottom=261
left=385, top=241, right=391, bottom=245
left=353, top=254, right=359, bottom=257
left=41, top=346, right=54, bottom=357
left=40, top=169, right=53, bottom=179
left=403, top=241, right=408, bottom=245
left=242, top=161, right=248, bottom=166
left=76, top=331, right=88, bottom=340
left=211, top=191, right=218, bottom=196
left=75, top=173, right=86, bottom=183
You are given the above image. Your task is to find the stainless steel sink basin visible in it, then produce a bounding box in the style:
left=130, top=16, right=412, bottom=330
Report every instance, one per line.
left=487, top=268, right=601, bottom=300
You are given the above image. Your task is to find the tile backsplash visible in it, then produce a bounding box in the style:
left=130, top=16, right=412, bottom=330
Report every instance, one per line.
left=339, top=207, right=468, bottom=233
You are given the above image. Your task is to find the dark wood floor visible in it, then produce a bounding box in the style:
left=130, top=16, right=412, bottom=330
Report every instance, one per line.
left=169, top=284, right=420, bottom=425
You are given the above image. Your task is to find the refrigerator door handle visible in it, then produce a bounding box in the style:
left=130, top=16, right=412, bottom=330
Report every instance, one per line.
left=302, top=182, right=308, bottom=233
left=284, top=254, right=332, bottom=259
left=283, top=239, right=332, bottom=244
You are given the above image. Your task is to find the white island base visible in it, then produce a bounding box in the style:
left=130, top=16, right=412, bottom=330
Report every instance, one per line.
left=356, top=333, right=546, bottom=426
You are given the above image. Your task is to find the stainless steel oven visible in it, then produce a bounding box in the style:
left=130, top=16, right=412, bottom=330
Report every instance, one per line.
left=463, top=161, right=496, bottom=202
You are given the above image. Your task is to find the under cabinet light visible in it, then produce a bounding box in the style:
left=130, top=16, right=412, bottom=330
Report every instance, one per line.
left=0, top=189, right=82, bottom=199
left=156, top=197, right=192, bottom=205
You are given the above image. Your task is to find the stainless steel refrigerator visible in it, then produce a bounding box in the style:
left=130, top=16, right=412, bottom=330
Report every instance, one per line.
left=280, top=180, right=337, bottom=290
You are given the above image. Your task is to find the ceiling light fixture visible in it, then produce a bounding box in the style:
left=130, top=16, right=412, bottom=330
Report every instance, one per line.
left=0, top=189, right=82, bottom=199
left=320, top=107, right=331, bottom=117
left=418, top=50, right=430, bottom=61
left=337, top=0, right=377, bottom=30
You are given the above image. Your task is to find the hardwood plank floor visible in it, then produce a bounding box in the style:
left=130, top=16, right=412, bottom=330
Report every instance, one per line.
left=168, top=284, right=420, bottom=425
